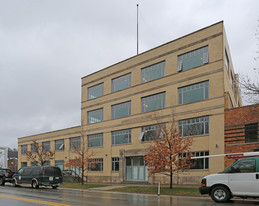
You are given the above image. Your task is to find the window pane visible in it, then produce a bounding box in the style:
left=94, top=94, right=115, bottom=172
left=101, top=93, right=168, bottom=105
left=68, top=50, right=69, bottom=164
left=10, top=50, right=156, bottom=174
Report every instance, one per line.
left=70, top=137, right=81, bottom=150
left=184, top=151, right=209, bottom=170
left=112, top=129, right=131, bottom=145
left=225, top=50, right=229, bottom=72
left=112, top=101, right=131, bottom=119
left=178, top=81, right=209, bottom=105
left=88, top=108, right=103, bottom=124
left=142, top=92, right=165, bottom=113
left=55, top=139, right=64, bottom=151
left=245, top=123, right=258, bottom=143
left=88, top=83, right=104, bottom=100
left=112, top=157, right=120, bottom=172
left=178, top=46, right=208, bottom=71
left=142, top=61, right=165, bottom=83
left=21, top=145, right=27, bottom=154
left=88, top=133, right=103, bottom=148
left=55, top=160, right=64, bottom=171
left=112, top=73, right=131, bottom=92
left=179, top=116, right=209, bottom=137
left=141, top=124, right=165, bottom=141
left=89, top=158, right=103, bottom=171
left=43, top=141, right=50, bottom=152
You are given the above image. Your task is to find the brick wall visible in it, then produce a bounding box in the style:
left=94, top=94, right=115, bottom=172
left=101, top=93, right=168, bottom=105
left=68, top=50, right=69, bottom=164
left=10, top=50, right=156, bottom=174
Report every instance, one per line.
left=224, top=104, right=259, bottom=168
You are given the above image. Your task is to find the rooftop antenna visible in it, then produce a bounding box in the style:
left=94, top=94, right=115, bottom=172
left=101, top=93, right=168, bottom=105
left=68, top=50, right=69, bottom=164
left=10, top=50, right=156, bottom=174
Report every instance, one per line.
left=137, top=4, right=139, bottom=55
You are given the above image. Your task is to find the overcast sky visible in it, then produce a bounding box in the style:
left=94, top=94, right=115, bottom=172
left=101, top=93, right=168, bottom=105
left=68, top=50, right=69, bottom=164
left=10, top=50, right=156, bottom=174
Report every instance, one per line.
left=0, top=0, right=258, bottom=149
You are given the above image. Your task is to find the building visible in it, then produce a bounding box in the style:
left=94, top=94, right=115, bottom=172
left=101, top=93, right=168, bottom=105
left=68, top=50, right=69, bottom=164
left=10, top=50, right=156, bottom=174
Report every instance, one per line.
left=18, top=21, right=242, bottom=185
left=225, top=104, right=259, bottom=168
left=0, top=147, right=18, bottom=171
left=8, top=148, right=18, bottom=172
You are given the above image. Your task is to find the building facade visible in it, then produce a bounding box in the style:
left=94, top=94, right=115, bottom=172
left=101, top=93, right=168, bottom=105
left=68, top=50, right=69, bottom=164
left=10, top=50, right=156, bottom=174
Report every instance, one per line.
left=18, top=21, right=242, bottom=185
left=225, top=104, right=259, bottom=168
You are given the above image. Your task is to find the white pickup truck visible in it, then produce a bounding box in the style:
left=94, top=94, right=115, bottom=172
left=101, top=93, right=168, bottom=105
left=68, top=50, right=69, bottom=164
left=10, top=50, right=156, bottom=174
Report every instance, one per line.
left=199, top=156, right=259, bottom=202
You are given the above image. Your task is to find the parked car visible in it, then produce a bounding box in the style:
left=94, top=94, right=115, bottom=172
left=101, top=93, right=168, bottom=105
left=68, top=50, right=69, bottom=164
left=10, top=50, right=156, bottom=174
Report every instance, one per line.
left=0, top=168, right=15, bottom=185
left=12, top=166, right=62, bottom=189
left=199, top=157, right=259, bottom=202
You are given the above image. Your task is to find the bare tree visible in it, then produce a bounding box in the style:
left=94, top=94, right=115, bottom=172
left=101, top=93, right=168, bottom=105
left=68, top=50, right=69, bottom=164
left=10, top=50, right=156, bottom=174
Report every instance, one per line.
left=66, top=131, right=96, bottom=185
left=240, top=19, right=259, bottom=104
left=144, top=113, right=193, bottom=189
left=26, top=140, right=55, bottom=166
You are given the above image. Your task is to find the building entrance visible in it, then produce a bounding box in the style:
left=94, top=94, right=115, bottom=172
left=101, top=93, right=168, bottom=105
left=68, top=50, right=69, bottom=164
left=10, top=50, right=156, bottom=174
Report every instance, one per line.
left=125, top=156, right=148, bottom=181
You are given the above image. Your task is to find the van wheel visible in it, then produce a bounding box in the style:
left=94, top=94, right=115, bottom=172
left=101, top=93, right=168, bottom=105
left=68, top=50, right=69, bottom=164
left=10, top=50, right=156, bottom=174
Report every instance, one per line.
left=0, top=177, right=5, bottom=186
left=12, top=179, right=17, bottom=187
left=32, top=180, right=39, bottom=189
left=211, top=186, right=231, bottom=203
left=52, top=186, right=57, bottom=189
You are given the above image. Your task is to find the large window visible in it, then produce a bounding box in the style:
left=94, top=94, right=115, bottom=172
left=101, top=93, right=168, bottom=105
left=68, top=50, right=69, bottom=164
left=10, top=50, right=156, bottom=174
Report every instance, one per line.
left=88, top=108, right=103, bottom=124
left=55, top=160, right=64, bottom=171
left=112, top=157, right=119, bottom=172
left=88, top=158, right=103, bottom=171
left=55, top=139, right=64, bottom=151
left=21, top=145, right=27, bottom=154
left=245, top=123, right=258, bottom=143
left=112, top=73, right=131, bottom=92
left=178, top=81, right=209, bottom=105
left=177, top=46, right=208, bottom=72
left=88, top=83, right=104, bottom=100
left=112, top=129, right=131, bottom=145
left=42, top=141, right=50, bottom=152
left=140, top=124, right=165, bottom=141
left=142, top=61, right=165, bottom=83
left=31, top=143, right=38, bottom=154
left=142, top=92, right=165, bottom=113
left=88, top=133, right=103, bottom=148
left=112, top=101, right=131, bottom=119
left=70, top=137, right=81, bottom=150
left=179, top=116, right=209, bottom=137
left=183, top=151, right=209, bottom=170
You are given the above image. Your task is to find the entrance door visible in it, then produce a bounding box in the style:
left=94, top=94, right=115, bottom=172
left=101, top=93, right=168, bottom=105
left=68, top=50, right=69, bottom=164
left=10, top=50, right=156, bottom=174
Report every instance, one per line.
left=126, top=157, right=148, bottom=181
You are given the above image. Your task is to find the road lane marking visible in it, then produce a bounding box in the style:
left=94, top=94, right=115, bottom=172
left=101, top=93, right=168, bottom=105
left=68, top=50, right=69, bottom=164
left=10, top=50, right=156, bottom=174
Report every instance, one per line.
left=0, top=194, right=72, bottom=206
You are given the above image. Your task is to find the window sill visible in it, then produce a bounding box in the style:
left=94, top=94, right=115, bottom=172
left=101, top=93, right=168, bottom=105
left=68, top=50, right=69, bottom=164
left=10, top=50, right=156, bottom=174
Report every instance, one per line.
left=112, top=143, right=131, bottom=147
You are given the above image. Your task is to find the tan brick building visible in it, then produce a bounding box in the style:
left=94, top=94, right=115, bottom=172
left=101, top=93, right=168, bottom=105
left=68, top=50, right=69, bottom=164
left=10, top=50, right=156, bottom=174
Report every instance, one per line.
left=18, top=21, right=242, bottom=185
left=225, top=104, right=259, bottom=168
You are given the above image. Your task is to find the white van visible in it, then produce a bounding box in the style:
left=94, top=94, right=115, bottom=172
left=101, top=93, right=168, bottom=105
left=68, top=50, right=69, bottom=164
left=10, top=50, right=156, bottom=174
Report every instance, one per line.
left=199, top=157, right=259, bottom=202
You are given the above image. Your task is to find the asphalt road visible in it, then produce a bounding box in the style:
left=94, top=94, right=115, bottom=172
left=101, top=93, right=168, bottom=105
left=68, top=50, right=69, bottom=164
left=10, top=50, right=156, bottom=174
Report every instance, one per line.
left=1, top=185, right=259, bottom=206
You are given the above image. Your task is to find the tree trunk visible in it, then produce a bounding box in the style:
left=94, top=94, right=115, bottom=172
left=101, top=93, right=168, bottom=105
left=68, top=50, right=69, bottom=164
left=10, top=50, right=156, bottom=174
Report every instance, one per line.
left=81, top=168, right=84, bottom=185
left=170, top=168, right=173, bottom=189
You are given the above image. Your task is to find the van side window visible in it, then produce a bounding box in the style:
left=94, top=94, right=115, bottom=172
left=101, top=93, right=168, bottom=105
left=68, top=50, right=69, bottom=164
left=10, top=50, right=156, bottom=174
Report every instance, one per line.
left=32, top=167, right=41, bottom=176
left=232, top=159, right=256, bottom=173
left=23, top=168, right=32, bottom=175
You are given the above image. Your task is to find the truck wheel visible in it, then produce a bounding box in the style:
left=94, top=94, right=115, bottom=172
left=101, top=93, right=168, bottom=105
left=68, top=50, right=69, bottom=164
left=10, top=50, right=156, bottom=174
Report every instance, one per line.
left=52, top=186, right=57, bottom=189
left=211, top=186, right=231, bottom=203
left=0, top=177, right=5, bottom=186
left=32, top=180, right=39, bottom=189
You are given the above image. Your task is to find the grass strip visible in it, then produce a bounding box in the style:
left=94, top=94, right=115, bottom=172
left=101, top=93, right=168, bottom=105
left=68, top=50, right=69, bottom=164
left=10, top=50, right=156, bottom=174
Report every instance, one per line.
left=60, top=182, right=110, bottom=189
left=109, top=186, right=201, bottom=196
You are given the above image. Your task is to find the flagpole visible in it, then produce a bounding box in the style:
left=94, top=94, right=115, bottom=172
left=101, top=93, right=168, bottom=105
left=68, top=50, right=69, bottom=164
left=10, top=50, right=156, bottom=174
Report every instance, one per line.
left=137, top=4, right=139, bottom=55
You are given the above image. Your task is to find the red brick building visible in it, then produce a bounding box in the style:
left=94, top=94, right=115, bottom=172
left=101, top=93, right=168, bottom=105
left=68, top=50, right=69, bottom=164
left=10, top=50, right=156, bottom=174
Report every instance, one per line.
left=224, top=104, right=259, bottom=168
